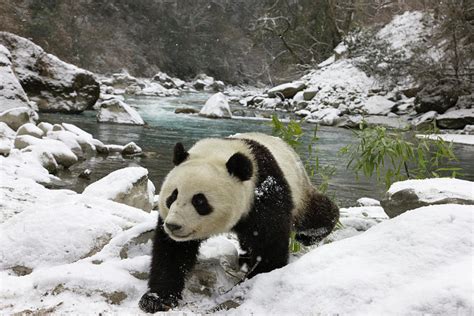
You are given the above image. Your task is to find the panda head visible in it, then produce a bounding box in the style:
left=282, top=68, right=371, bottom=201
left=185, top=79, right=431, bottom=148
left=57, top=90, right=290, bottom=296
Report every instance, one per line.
left=158, top=142, right=255, bottom=241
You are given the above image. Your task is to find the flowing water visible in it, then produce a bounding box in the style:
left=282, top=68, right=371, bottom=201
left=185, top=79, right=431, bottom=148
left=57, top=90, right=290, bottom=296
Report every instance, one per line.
left=40, top=92, right=474, bottom=207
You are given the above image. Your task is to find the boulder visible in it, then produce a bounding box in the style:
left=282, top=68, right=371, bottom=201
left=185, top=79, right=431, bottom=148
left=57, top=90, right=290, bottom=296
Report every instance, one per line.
left=14, top=135, right=78, bottom=168
left=303, top=89, right=318, bottom=101
left=0, top=44, right=32, bottom=111
left=175, top=107, right=198, bottom=114
left=414, top=80, right=467, bottom=114
left=0, top=32, right=100, bottom=113
left=199, top=92, right=232, bottom=119
left=411, top=111, right=437, bottom=130
left=381, top=178, right=474, bottom=218
left=37, top=122, right=53, bottom=135
left=104, top=73, right=140, bottom=89
left=45, top=131, right=84, bottom=157
left=0, top=107, right=38, bottom=131
left=455, top=93, right=473, bottom=109
left=267, top=81, right=306, bottom=99
left=97, top=99, right=145, bottom=125
left=122, top=142, right=142, bottom=155
left=21, top=147, right=59, bottom=173
left=363, top=96, right=395, bottom=115
left=436, top=108, right=474, bottom=129
left=308, top=108, right=341, bottom=126
left=16, top=123, right=43, bottom=138
left=82, top=167, right=155, bottom=212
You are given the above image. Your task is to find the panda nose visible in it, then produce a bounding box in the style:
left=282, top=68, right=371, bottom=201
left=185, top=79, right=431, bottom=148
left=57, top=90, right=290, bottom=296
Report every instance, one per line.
left=165, top=222, right=182, bottom=232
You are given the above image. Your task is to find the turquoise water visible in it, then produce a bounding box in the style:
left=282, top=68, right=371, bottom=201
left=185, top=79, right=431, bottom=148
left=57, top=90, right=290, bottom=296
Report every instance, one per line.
left=39, top=93, right=474, bottom=207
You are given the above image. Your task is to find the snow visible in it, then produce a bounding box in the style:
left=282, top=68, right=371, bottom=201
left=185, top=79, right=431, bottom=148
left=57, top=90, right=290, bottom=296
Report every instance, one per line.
left=199, top=92, right=232, bottom=119
left=363, top=95, right=395, bottom=115
left=387, top=178, right=474, bottom=203
left=82, top=167, right=155, bottom=211
left=232, top=204, right=473, bottom=315
left=97, top=99, right=145, bottom=125
left=356, top=197, right=381, bottom=207
left=376, top=11, right=427, bottom=57
left=416, top=133, right=474, bottom=146
left=16, top=123, right=44, bottom=138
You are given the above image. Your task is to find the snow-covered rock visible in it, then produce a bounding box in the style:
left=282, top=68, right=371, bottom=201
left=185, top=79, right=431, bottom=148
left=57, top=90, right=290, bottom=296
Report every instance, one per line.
left=122, top=142, right=142, bottom=155
left=307, top=108, right=341, bottom=126
left=363, top=95, right=395, bottom=115
left=199, top=92, right=232, bottom=119
left=411, top=110, right=437, bottom=129
left=0, top=44, right=32, bottom=111
left=82, top=167, right=155, bottom=212
left=37, top=122, right=53, bottom=134
left=436, top=108, right=474, bottom=130
left=45, top=130, right=84, bottom=157
left=16, top=123, right=43, bottom=138
left=0, top=123, right=14, bottom=155
left=356, top=197, right=381, bottom=207
left=97, top=99, right=145, bottom=125
left=0, top=107, right=38, bottom=130
left=381, top=178, right=474, bottom=218
left=14, top=135, right=78, bottom=168
left=234, top=204, right=473, bottom=315
left=267, top=81, right=306, bottom=99
left=0, top=32, right=100, bottom=113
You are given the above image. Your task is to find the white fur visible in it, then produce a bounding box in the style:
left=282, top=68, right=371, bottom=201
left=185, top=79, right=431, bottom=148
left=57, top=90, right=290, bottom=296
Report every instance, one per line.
left=158, top=133, right=312, bottom=241
left=232, top=133, right=313, bottom=218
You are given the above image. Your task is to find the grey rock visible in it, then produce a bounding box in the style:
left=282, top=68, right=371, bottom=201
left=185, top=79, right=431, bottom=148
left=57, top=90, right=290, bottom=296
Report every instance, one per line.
left=0, top=32, right=100, bottom=113
left=436, top=108, right=474, bottom=129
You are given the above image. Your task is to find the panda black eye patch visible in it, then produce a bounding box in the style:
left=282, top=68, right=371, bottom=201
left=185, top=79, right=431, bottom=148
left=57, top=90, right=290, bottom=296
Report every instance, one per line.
left=166, top=189, right=178, bottom=209
left=192, top=193, right=213, bottom=215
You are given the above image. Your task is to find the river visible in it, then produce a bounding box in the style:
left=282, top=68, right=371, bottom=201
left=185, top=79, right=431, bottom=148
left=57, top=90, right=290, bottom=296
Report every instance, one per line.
left=39, top=92, right=474, bottom=207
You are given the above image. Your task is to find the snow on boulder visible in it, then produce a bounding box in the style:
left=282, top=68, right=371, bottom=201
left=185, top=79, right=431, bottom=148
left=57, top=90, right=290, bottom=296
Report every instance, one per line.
left=82, top=167, right=155, bottom=212
left=0, top=180, right=151, bottom=270
left=199, top=92, right=232, bottom=119
left=234, top=204, right=473, bottom=315
left=416, top=133, right=474, bottom=146
left=381, top=178, right=474, bottom=218
left=122, top=142, right=142, bottom=155
left=45, top=130, right=84, bottom=157
left=0, top=44, right=32, bottom=111
left=411, top=110, right=437, bottom=129
left=267, top=81, right=306, bottom=99
left=356, top=197, right=381, bottom=207
left=97, top=99, right=145, bottom=125
left=16, top=123, right=44, bottom=138
left=0, top=107, right=38, bottom=131
left=307, top=108, right=341, bottom=126
left=363, top=95, right=395, bottom=115
left=0, top=32, right=100, bottom=113
left=37, top=122, right=53, bottom=134
left=0, top=122, right=15, bottom=154
left=436, top=108, right=474, bottom=130
left=14, top=135, right=78, bottom=168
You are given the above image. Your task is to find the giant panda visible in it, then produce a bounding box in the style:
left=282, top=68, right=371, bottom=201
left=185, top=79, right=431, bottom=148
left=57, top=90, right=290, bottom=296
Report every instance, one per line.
left=139, top=132, right=339, bottom=313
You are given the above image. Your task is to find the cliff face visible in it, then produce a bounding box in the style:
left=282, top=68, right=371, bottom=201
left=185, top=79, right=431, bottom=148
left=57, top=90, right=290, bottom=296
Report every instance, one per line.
left=0, top=0, right=339, bottom=84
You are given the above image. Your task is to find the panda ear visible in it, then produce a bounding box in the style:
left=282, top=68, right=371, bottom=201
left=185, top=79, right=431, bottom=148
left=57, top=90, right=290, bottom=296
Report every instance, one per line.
left=226, top=152, right=253, bottom=181
left=173, top=142, right=189, bottom=165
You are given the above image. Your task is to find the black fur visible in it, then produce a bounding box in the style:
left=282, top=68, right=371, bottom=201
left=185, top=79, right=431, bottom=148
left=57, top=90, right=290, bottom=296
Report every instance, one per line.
left=226, top=152, right=253, bottom=181
left=165, top=189, right=178, bottom=209
left=192, top=193, right=213, bottom=215
left=233, top=139, right=293, bottom=277
left=139, top=216, right=201, bottom=313
left=295, top=190, right=339, bottom=246
left=173, top=143, right=189, bottom=165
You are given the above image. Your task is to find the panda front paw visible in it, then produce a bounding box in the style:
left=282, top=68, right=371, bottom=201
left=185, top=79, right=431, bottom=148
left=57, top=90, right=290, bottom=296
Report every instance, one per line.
left=138, top=292, right=178, bottom=313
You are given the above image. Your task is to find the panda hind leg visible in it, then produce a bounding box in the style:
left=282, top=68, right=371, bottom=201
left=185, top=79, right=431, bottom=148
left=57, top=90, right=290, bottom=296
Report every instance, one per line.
left=294, top=189, right=339, bottom=246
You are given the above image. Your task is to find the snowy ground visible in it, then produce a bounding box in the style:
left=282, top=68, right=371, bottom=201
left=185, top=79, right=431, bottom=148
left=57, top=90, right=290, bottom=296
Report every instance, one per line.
left=416, top=133, right=474, bottom=146
left=1, top=163, right=473, bottom=314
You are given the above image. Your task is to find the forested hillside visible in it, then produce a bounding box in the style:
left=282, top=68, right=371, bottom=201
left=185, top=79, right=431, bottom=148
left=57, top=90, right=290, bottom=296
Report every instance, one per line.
left=3, top=0, right=466, bottom=84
